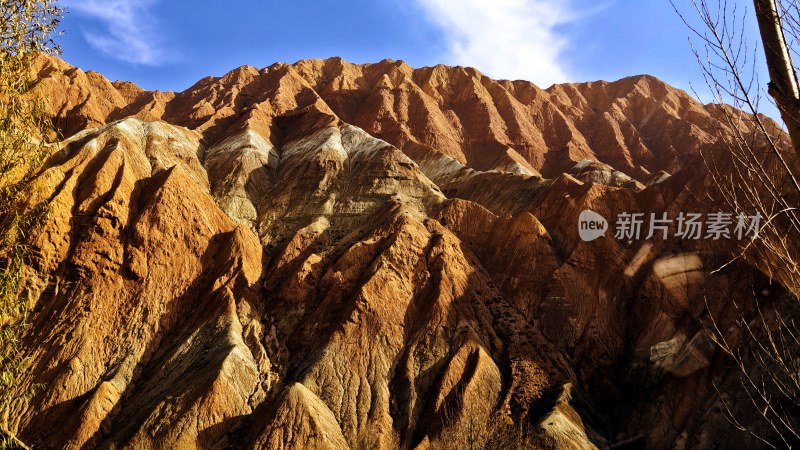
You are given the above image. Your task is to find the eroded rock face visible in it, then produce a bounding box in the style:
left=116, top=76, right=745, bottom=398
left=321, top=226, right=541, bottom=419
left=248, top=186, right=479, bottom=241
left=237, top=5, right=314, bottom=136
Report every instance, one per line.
left=9, top=56, right=789, bottom=449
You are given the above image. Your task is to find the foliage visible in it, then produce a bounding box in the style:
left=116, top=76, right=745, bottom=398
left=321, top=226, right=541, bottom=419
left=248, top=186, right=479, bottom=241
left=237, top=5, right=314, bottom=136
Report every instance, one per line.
left=0, top=0, right=62, bottom=445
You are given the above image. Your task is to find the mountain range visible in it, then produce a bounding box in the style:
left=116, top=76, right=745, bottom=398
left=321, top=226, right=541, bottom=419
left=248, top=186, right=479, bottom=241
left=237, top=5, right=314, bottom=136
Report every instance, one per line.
left=9, top=55, right=791, bottom=449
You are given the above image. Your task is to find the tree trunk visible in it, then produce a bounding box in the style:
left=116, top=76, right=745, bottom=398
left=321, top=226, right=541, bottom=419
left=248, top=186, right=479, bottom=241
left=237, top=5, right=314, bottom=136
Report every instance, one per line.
left=754, top=0, right=800, bottom=155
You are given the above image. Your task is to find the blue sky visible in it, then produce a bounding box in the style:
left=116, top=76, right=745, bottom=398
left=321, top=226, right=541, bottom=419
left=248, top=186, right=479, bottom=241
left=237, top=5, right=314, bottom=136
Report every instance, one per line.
left=58, top=0, right=775, bottom=116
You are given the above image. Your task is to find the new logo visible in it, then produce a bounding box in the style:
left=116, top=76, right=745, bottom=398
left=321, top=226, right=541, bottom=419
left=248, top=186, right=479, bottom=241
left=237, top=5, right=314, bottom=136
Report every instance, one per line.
left=578, top=210, right=609, bottom=241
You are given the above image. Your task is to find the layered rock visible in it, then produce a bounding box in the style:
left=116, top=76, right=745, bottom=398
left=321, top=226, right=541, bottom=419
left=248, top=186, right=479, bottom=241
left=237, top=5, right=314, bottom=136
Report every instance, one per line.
left=6, top=56, right=792, bottom=449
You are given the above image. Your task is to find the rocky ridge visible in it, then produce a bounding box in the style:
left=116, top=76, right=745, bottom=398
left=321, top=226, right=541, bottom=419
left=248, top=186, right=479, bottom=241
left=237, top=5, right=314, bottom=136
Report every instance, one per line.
left=7, top=56, right=790, bottom=449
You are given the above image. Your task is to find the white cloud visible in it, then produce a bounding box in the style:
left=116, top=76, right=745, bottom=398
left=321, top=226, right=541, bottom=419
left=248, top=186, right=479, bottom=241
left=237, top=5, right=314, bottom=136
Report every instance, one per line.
left=412, top=0, right=575, bottom=86
left=65, top=0, right=171, bottom=65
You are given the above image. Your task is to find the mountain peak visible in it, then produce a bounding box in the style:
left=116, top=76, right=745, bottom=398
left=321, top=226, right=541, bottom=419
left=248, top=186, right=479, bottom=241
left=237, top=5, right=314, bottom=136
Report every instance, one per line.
left=34, top=55, right=744, bottom=179
left=16, top=53, right=793, bottom=449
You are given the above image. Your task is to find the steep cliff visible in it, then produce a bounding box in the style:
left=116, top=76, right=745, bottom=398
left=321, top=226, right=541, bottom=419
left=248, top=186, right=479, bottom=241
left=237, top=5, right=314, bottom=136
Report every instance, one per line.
left=7, top=56, right=791, bottom=449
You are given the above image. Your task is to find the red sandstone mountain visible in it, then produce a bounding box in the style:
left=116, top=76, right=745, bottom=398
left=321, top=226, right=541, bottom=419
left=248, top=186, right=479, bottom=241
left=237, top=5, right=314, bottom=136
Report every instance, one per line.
left=7, top=56, right=791, bottom=449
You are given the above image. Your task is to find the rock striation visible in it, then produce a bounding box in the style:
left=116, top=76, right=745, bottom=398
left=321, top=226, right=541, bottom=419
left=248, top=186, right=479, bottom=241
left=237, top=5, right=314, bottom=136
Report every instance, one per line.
left=6, top=55, right=792, bottom=449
